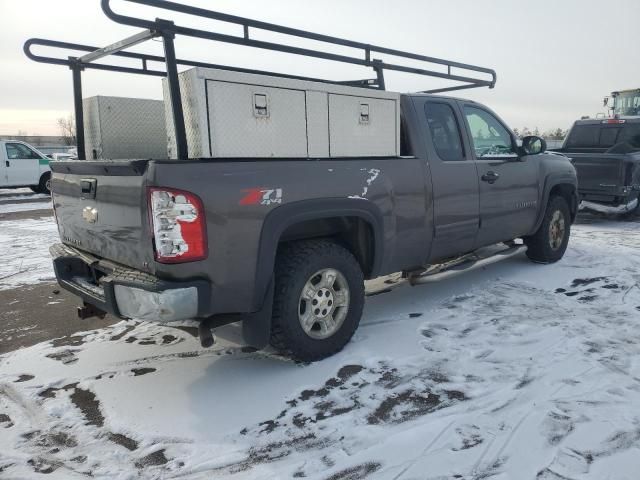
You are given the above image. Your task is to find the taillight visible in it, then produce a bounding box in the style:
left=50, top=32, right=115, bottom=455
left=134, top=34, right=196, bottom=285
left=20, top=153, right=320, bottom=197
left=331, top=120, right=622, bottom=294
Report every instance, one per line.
left=148, top=187, right=207, bottom=263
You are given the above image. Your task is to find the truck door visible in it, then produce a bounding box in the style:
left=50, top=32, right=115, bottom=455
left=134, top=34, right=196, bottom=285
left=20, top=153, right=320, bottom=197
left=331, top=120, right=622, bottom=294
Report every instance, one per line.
left=460, top=104, right=539, bottom=247
left=4, top=142, right=42, bottom=186
left=415, top=98, right=480, bottom=260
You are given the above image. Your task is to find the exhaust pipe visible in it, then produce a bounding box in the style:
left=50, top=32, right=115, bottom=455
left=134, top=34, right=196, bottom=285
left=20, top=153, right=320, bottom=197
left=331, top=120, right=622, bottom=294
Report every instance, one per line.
left=198, top=320, right=215, bottom=348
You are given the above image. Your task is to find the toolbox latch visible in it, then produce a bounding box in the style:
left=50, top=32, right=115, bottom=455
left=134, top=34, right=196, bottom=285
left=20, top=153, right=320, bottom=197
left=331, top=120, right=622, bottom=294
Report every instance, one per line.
left=359, top=103, right=370, bottom=124
left=253, top=93, right=269, bottom=118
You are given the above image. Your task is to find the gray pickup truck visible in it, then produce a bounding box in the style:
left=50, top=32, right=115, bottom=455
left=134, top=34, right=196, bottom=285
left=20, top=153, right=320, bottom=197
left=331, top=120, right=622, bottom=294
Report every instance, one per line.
left=29, top=0, right=578, bottom=361
left=553, top=117, right=640, bottom=214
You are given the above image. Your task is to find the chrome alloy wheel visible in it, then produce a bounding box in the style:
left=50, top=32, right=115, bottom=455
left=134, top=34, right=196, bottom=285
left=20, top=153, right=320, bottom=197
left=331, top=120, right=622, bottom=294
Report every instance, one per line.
left=548, top=210, right=566, bottom=250
left=298, top=268, right=350, bottom=340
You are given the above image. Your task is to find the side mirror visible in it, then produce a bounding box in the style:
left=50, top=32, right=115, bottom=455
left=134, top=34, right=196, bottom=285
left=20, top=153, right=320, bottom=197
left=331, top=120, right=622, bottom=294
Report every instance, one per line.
left=603, top=96, right=610, bottom=107
left=521, top=135, right=547, bottom=155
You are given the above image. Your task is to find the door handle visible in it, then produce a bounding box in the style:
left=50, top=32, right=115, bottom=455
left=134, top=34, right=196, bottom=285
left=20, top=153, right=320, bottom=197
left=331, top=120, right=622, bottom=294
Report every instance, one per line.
left=481, top=171, right=500, bottom=184
left=5, top=161, right=9, bottom=167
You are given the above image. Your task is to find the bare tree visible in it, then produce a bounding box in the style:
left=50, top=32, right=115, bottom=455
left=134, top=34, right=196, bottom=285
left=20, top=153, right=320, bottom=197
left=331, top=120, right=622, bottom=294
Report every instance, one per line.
left=57, top=114, right=76, bottom=146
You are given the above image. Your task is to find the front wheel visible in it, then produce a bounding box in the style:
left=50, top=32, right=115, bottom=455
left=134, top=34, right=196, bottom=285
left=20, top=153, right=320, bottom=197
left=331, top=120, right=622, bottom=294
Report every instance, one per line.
left=270, top=239, right=365, bottom=362
left=524, top=196, right=571, bottom=263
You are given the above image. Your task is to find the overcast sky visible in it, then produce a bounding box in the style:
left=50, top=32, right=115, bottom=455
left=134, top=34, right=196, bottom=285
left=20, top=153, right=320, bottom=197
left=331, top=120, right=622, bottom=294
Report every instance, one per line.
left=0, top=0, right=638, bottom=136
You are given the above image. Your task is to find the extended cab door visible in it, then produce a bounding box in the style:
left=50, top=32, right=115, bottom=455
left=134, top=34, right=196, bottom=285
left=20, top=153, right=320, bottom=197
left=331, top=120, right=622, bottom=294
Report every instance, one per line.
left=3, top=142, right=42, bottom=186
left=460, top=103, right=540, bottom=247
left=413, top=97, right=480, bottom=260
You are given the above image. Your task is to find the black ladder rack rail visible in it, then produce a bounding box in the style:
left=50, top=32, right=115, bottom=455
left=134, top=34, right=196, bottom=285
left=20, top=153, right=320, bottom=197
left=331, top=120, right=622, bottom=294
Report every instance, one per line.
left=24, top=0, right=497, bottom=160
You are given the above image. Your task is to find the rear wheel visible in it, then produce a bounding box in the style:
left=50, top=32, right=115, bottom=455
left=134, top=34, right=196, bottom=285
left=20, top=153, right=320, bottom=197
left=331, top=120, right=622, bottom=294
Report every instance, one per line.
left=38, top=173, right=52, bottom=195
left=30, top=186, right=41, bottom=193
left=524, top=196, right=571, bottom=263
left=270, top=239, right=365, bottom=362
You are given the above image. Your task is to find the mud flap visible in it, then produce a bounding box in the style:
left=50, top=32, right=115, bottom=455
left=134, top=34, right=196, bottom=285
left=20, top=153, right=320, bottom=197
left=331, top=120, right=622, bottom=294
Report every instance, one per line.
left=241, top=276, right=274, bottom=349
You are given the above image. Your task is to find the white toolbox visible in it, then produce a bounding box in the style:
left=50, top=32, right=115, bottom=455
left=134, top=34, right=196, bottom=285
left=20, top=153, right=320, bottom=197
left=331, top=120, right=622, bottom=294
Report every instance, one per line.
left=163, top=67, right=400, bottom=159
left=83, top=96, right=168, bottom=160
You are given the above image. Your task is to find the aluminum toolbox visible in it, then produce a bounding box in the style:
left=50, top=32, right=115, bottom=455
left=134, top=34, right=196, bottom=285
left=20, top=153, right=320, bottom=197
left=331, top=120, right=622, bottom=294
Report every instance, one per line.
left=163, top=67, right=400, bottom=159
left=83, top=96, right=168, bottom=160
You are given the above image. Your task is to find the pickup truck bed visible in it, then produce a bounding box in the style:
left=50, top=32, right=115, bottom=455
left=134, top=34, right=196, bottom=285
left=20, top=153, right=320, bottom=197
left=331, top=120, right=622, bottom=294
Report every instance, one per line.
left=555, top=118, right=640, bottom=210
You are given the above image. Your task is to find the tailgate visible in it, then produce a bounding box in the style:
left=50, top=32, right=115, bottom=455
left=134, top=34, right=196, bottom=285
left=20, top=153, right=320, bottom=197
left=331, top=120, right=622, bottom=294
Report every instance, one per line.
left=567, top=153, right=627, bottom=192
left=50, top=159, right=155, bottom=273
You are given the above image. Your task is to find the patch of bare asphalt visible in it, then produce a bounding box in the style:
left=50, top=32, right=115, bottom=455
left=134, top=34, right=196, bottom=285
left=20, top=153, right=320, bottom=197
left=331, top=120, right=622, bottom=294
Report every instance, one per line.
left=14, top=374, right=34, bottom=383
left=27, top=456, right=63, bottom=474
left=131, top=367, right=156, bottom=376
left=51, top=335, right=86, bottom=348
left=135, top=449, right=169, bottom=468
left=324, top=462, right=382, bottom=480
left=224, top=434, right=331, bottom=474
left=0, top=282, right=116, bottom=355
left=22, top=430, right=80, bottom=474
left=108, top=432, right=139, bottom=451
left=45, top=349, right=80, bottom=365
left=38, top=383, right=104, bottom=428
left=0, top=413, right=14, bottom=428
left=39, top=382, right=78, bottom=399
left=70, top=387, right=104, bottom=428
left=109, top=324, right=136, bottom=341
left=229, top=363, right=468, bottom=474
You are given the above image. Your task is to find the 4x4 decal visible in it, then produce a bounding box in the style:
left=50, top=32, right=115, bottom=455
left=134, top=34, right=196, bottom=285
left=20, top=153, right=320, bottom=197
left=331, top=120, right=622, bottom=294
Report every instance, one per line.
left=240, top=188, right=283, bottom=206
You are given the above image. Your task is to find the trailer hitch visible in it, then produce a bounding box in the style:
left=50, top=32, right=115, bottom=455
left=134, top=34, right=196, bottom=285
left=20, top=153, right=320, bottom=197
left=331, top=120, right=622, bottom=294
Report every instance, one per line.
left=77, top=302, right=107, bottom=320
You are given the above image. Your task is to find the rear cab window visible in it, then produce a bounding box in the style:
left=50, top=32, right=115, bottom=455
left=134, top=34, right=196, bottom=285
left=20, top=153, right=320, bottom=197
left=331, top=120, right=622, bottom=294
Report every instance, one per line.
left=565, top=122, right=640, bottom=151
left=424, top=102, right=465, bottom=161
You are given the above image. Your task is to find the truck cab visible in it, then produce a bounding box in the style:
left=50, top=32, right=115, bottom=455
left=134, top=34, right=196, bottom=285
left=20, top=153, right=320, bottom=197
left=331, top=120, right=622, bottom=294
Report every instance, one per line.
left=0, top=140, right=52, bottom=194
left=607, top=89, right=640, bottom=117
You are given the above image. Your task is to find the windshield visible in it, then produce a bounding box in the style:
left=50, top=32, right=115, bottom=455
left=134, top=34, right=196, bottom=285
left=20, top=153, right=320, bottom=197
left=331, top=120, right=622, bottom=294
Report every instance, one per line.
left=613, top=91, right=640, bottom=116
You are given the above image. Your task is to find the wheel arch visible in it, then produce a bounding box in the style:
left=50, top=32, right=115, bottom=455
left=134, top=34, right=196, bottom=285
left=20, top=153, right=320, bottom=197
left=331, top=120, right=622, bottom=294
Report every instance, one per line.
left=531, top=176, right=578, bottom=235
left=251, top=198, right=385, bottom=311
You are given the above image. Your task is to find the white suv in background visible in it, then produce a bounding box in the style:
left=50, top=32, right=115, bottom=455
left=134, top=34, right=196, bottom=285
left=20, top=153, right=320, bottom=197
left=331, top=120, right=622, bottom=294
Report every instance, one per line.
left=0, top=140, right=53, bottom=194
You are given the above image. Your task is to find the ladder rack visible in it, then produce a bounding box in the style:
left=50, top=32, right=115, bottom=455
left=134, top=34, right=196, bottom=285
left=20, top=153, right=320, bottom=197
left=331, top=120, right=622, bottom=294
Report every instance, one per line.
left=24, top=0, right=497, bottom=160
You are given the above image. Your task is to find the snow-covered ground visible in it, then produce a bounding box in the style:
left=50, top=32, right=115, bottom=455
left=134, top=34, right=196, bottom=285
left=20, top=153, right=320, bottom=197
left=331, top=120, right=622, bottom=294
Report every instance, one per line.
left=0, top=187, right=49, bottom=202
left=1, top=216, right=640, bottom=479
left=0, top=201, right=53, bottom=214
left=0, top=217, right=58, bottom=290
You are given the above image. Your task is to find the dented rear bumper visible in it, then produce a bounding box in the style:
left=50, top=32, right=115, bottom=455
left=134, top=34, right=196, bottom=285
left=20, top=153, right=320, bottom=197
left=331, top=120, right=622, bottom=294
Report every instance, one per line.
left=50, top=243, right=210, bottom=322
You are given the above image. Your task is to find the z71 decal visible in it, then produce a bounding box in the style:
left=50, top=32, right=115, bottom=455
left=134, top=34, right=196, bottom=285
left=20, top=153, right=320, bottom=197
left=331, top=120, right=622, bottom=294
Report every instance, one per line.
left=240, top=188, right=283, bottom=206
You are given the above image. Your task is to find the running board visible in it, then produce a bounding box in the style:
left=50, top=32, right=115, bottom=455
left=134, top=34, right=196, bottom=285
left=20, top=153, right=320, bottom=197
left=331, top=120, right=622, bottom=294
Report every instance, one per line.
left=408, top=244, right=527, bottom=286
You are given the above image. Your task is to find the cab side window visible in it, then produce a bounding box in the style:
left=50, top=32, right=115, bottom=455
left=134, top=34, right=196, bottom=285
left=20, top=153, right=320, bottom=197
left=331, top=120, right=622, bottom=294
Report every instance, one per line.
left=424, top=102, right=465, bottom=161
left=6, top=143, right=42, bottom=160
left=464, top=106, right=515, bottom=158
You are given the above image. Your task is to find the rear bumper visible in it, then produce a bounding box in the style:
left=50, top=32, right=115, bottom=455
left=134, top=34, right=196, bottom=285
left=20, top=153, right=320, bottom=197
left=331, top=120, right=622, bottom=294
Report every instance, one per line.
left=578, top=185, right=638, bottom=207
left=50, top=243, right=210, bottom=322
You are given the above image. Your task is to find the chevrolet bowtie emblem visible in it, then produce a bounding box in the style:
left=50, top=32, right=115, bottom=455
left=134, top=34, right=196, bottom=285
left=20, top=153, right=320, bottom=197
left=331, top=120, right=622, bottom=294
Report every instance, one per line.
left=82, top=206, right=98, bottom=223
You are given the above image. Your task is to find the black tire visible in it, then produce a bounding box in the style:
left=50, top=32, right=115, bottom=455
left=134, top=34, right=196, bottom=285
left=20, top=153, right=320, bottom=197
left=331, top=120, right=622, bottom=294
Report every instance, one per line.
left=38, top=172, right=52, bottom=195
left=524, top=196, right=571, bottom=263
left=30, top=186, right=41, bottom=193
left=270, top=239, right=365, bottom=362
